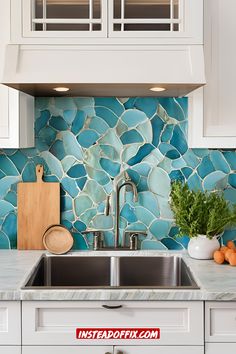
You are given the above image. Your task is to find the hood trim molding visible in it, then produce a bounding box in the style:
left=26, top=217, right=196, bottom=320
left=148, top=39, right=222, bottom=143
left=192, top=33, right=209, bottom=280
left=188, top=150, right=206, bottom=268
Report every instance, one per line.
left=3, top=44, right=205, bottom=97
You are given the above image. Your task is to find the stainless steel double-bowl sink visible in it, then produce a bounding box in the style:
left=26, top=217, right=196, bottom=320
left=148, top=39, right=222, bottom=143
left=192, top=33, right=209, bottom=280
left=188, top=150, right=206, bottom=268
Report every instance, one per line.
left=23, top=255, right=199, bottom=289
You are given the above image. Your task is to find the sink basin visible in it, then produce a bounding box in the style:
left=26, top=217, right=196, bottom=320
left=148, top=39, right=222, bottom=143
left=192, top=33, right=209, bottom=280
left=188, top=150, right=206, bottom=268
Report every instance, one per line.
left=23, top=255, right=199, bottom=289
left=24, top=256, right=110, bottom=288
left=119, top=256, right=198, bottom=288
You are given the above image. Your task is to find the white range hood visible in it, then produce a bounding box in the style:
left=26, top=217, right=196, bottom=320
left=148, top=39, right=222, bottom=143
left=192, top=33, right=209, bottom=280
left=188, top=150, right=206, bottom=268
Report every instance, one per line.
left=2, top=44, right=205, bottom=97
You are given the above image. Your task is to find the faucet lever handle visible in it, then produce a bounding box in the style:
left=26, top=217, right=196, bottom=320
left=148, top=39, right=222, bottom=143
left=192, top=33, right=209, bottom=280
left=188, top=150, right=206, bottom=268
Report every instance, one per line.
left=125, top=231, right=147, bottom=250
left=81, top=230, right=103, bottom=250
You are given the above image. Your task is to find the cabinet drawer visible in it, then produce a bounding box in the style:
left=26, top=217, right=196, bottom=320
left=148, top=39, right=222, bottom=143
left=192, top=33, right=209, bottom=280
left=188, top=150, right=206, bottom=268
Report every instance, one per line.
left=23, top=346, right=112, bottom=354
left=206, top=343, right=236, bottom=354
left=0, top=347, right=21, bottom=354
left=0, top=302, right=21, bottom=345
left=205, top=302, right=236, bottom=342
left=22, top=301, right=203, bottom=346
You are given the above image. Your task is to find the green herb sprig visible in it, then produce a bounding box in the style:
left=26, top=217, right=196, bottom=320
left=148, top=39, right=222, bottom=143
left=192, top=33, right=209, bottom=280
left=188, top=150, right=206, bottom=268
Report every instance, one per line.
left=170, top=181, right=236, bottom=238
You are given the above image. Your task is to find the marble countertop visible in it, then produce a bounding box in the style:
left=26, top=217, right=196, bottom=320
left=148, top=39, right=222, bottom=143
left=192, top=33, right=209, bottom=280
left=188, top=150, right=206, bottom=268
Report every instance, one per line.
left=1, top=249, right=236, bottom=301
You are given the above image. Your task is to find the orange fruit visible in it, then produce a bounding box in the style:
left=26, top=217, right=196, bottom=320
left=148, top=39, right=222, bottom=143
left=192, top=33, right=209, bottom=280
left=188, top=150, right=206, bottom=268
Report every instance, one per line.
left=213, top=250, right=225, bottom=264
left=227, top=240, right=236, bottom=249
left=229, top=253, right=236, bottom=266
left=220, top=246, right=229, bottom=254
left=225, top=249, right=235, bottom=262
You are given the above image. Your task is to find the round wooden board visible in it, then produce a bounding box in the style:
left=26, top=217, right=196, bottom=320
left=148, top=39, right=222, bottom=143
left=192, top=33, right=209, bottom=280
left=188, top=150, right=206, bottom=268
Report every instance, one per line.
left=43, top=225, right=74, bottom=254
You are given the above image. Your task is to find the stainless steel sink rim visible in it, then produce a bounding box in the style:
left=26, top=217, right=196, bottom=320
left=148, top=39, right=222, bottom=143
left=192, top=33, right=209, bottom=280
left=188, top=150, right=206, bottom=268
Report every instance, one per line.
left=22, top=255, right=200, bottom=290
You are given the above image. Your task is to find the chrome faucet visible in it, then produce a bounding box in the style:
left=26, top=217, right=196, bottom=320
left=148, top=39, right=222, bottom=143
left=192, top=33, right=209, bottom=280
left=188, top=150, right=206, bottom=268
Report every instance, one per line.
left=114, top=173, right=138, bottom=248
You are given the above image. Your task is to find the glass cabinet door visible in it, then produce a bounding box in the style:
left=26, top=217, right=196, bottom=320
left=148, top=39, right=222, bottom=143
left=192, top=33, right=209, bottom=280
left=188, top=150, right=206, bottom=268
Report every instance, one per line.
left=23, top=0, right=107, bottom=37
left=110, top=0, right=181, bottom=36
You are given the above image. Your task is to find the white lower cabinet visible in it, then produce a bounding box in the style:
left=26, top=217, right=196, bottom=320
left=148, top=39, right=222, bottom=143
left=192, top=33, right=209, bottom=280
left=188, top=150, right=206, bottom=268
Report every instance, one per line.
left=22, top=301, right=204, bottom=346
left=114, top=346, right=204, bottom=354
left=0, top=347, right=21, bottom=354
left=206, top=343, right=236, bottom=354
left=22, top=346, right=113, bottom=354
left=22, top=346, right=204, bottom=354
left=205, top=302, right=236, bottom=353
left=0, top=302, right=21, bottom=345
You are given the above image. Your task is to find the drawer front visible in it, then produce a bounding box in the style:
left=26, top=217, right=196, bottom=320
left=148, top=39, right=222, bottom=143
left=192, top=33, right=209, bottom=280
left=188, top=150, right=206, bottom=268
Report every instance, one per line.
left=22, top=301, right=203, bottom=346
left=0, top=347, right=21, bottom=354
left=23, top=347, right=113, bottom=354
left=0, top=302, right=21, bottom=345
left=206, top=343, right=236, bottom=354
left=115, top=346, right=204, bottom=354
left=205, top=302, right=236, bottom=342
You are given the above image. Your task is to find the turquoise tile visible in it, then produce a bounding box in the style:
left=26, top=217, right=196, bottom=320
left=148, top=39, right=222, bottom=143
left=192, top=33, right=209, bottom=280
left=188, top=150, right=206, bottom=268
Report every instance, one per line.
left=71, top=111, right=86, bottom=135
left=121, top=110, right=147, bottom=127
left=150, top=219, right=171, bottom=240
left=50, top=116, right=68, bottom=131
left=1, top=96, right=236, bottom=250
left=100, top=158, right=120, bottom=177
left=61, top=177, right=78, bottom=198
left=151, top=115, right=164, bottom=146
left=2, top=213, right=17, bottom=248
left=35, top=110, right=50, bottom=135
left=75, top=195, right=93, bottom=216
left=77, top=130, right=99, bottom=148
left=50, top=140, right=66, bottom=161
left=9, top=151, right=28, bottom=173
left=197, top=156, right=215, bottom=178
left=0, top=155, right=19, bottom=176
left=72, top=232, right=89, bottom=250
left=135, top=97, right=158, bottom=118
left=203, top=171, right=227, bottom=191
left=74, top=220, right=86, bottom=232
left=60, top=131, right=83, bottom=160
left=95, top=98, right=124, bottom=116
left=120, top=204, right=137, bottom=223
left=141, top=240, right=167, bottom=250
left=92, top=215, right=113, bottom=230
left=63, top=110, right=77, bottom=124
left=4, top=191, right=17, bottom=207
left=0, top=231, right=10, bottom=249
left=0, top=201, right=14, bottom=217
left=161, top=237, right=184, bottom=250
left=41, top=151, right=63, bottom=179
left=96, top=107, right=118, bottom=127
left=210, top=150, right=230, bottom=174
left=148, top=167, right=170, bottom=198
left=0, top=176, right=20, bottom=199
left=89, top=116, right=109, bottom=134
left=120, top=129, right=143, bottom=144
left=38, top=126, right=56, bottom=146
left=67, top=164, right=86, bottom=178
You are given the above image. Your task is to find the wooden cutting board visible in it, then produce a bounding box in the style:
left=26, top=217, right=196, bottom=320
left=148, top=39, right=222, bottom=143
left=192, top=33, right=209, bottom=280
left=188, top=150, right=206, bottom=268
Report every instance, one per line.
left=17, top=164, right=60, bottom=250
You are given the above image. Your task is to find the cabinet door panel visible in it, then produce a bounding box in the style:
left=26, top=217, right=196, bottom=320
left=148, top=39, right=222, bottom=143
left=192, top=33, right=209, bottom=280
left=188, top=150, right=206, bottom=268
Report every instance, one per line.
left=0, top=347, right=21, bottom=354
left=206, top=343, right=236, bottom=354
left=22, top=346, right=113, bottom=354
left=0, top=302, right=21, bottom=345
left=188, top=0, right=236, bottom=148
left=114, top=346, right=204, bottom=354
left=0, top=85, right=9, bottom=138
left=205, top=302, right=236, bottom=342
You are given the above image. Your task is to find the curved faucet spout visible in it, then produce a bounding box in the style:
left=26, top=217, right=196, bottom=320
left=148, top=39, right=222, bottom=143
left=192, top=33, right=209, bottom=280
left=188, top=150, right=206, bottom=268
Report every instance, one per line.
left=114, top=181, right=138, bottom=248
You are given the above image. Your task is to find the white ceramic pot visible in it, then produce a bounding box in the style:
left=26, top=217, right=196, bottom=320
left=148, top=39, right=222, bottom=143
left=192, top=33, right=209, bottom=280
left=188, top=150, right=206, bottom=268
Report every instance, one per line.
left=187, top=235, right=220, bottom=260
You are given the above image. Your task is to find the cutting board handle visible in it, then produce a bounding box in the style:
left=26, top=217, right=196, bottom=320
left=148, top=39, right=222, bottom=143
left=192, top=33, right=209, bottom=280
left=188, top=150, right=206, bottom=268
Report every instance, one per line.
left=36, top=164, right=44, bottom=183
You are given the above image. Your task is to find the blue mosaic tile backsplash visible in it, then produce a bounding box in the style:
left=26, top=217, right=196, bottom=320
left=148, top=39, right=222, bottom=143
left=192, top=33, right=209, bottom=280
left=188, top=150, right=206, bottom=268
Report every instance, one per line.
left=0, top=97, right=236, bottom=249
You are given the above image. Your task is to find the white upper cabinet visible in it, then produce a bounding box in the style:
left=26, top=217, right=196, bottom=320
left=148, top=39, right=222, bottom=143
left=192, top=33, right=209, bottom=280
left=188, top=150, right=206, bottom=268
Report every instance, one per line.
left=0, top=0, right=34, bottom=148
left=189, top=0, right=236, bottom=148
left=11, top=0, right=203, bottom=44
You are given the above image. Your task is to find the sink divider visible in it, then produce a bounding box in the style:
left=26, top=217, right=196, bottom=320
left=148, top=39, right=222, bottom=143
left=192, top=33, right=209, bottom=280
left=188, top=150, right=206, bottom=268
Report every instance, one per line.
left=110, top=257, right=120, bottom=287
